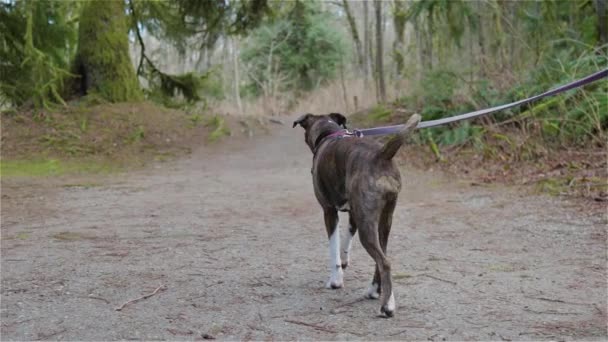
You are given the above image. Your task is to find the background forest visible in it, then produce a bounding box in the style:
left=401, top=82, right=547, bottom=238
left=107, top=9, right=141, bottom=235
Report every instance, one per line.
left=1, top=0, right=607, bottom=198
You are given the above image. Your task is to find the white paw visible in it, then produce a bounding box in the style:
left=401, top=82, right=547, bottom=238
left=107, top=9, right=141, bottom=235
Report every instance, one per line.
left=387, top=292, right=395, bottom=311
left=326, top=266, right=344, bottom=289
left=364, top=282, right=379, bottom=299
left=381, top=292, right=396, bottom=317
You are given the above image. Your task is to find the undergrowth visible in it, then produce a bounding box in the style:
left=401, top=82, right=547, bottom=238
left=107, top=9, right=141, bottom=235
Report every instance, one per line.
left=0, top=102, right=209, bottom=177
left=355, top=48, right=607, bottom=200
left=204, top=115, right=231, bottom=142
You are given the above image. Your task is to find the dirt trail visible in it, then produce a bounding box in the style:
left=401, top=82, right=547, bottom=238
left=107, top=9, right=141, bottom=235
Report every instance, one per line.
left=1, top=124, right=606, bottom=341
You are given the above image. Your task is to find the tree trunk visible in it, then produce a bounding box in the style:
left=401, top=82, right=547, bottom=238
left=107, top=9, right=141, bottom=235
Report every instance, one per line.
left=414, top=18, right=423, bottom=81
left=363, top=0, right=371, bottom=86
left=342, top=0, right=364, bottom=74
left=595, top=0, right=607, bottom=50
left=426, top=14, right=434, bottom=71
left=392, top=0, right=407, bottom=76
left=74, top=0, right=141, bottom=102
left=374, top=0, right=386, bottom=103
left=476, top=1, right=486, bottom=75
left=232, top=38, right=243, bottom=115
left=339, top=56, right=349, bottom=112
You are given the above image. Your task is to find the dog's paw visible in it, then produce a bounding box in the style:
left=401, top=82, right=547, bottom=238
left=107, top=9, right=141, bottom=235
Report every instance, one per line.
left=326, top=267, right=344, bottom=289
left=380, top=292, right=396, bottom=318
left=380, top=305, right=394, bottom=318
left=326, top=279, right=343, bottom=289
left=364, top=282, right=380, bottom=299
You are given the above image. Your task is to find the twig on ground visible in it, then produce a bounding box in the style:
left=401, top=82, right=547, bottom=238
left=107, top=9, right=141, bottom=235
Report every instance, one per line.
left=419, top=273, right=457, bottom=285
left=166, top=328, right=193, bottom=336
left=269, top=118, right=284, bottom=125
left=115, top=284, right=167, bottom=311
left=1, top=318, right=34, bottom=328
left=498, top=332, right=512, bottom=341
left=36, top=328, right=67, bottom=340
left=333, top=297, right=366, bottom=309
left=284, top=319, right=338, bottom=334
left=462, top=318, right=488, bottom=327
left=330, top=297, right=367, bottom=314
left=523, top=308, right=581, bottom=315
left=83, top=295, right=110, bottom=304
left=523, top=296, right=591, bottom=306
left=593, top=303, right=604, bottom=315
left=247, top=323, right=271, bottom=334
left=388, top=324, right=432, bottom=336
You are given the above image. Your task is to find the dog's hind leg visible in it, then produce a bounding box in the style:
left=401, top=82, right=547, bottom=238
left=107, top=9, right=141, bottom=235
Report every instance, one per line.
left=378, top=197, right=397, bottom=315
left=340, top=215, right=357, bottom=269
left=357, top=215, right=395, bottom=317
left=364, top=197, right=398, bottom=301
left=365, top=267, right=381, bottom=299
left=324, top=208, right=344, bottom=289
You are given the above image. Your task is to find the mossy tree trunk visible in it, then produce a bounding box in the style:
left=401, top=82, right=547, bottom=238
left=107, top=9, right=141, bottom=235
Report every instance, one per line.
left=392, top=0, right=407, bottom=76
left=73, top=0, right=141, bottom=102
left=374, top=0, right=386, bottom=103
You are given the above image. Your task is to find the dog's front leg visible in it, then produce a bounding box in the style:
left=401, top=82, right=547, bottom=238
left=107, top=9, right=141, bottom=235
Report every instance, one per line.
left=324, top=208, right=343, bottom=289
left=340, top=215, right=357, bottom=269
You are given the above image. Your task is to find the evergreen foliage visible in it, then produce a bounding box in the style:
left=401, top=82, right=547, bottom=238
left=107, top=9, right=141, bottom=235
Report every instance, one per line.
left=394, top=0, right=607, bottom=148
left=0, top=0, right=78, bottom=108
left=241, top=1, right=347, bottom=93
left=0, top=0, right=269, bottom=107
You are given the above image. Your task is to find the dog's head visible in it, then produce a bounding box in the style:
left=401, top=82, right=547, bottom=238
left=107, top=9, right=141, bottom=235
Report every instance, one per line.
left=293, top=113, right=347, bottom=152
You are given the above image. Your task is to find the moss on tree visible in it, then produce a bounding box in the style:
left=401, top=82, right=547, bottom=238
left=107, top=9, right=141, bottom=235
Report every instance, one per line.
left=74, top=0, right=141, bottom=102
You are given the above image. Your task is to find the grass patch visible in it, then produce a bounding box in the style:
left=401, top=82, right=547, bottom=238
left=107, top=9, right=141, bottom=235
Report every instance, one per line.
left=534, top=178, right=568, bottom=196
left=187, top=113, right=204, bottom=127
left=369, top=105, right=392, bottom=123
left=16, top=232, right=30, bottom=240
left=393, top=272, right=413, bottom=280
left=1, top=102, right=265, bottom=180
left=205, top=115, right=231, bottom=142
left=487, top=264, right=517, bottom=272
left=1, top=232, right=31, bottom=240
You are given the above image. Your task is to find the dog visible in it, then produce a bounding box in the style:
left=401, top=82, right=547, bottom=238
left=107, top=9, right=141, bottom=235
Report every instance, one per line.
left=293, top=112, right=421, bottom=317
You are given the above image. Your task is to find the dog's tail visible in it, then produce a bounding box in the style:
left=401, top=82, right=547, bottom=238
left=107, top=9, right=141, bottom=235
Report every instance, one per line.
left=377, top=114, right=422, bottom=160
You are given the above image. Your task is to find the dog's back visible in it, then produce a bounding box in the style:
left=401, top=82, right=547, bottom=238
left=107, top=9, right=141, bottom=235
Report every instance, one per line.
left=312, top=113, right=421, bottom=210
left=312, top=138, right=401, bottom=210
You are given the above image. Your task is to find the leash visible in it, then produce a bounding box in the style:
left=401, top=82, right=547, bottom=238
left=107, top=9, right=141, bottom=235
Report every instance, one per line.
left=353, top=69, right=608, bottom=137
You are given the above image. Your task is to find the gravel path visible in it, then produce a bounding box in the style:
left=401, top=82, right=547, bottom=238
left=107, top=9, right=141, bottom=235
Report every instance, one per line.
left=1, top=125, right=606, bottom=341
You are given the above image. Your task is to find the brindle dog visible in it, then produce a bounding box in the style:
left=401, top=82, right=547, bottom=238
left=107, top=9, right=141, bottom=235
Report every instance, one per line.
left=293, top=112, right=421, bottom=317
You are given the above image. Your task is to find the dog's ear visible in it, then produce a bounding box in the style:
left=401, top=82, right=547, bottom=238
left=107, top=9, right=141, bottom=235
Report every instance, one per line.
left=293, top=113, right=314, bottom=128
left=329, top=113, right=347, bottom=128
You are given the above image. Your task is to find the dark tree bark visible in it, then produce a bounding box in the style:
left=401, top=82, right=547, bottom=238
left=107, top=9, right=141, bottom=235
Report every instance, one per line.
left=426, top=14, right=434, bottom=71
left=363, top=0, right=371, bottom=85
left=374, top=0, right=386, bottom=103
left=342, top=0, right=364, bottom=74
left=392, top=0, right=407, bottom=76
left=476, top=0, right=486, bottom=75
left=414, top=17, right=423, bottom=81
left=74, top=0, right=141, bottom=102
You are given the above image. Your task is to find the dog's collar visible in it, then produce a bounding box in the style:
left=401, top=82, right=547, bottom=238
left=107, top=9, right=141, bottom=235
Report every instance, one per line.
left=313, top=129, right=354, bottom=154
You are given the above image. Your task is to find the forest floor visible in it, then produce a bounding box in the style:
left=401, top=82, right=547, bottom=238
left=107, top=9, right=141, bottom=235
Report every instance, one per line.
left=1, top=114, right=607, bottom=341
